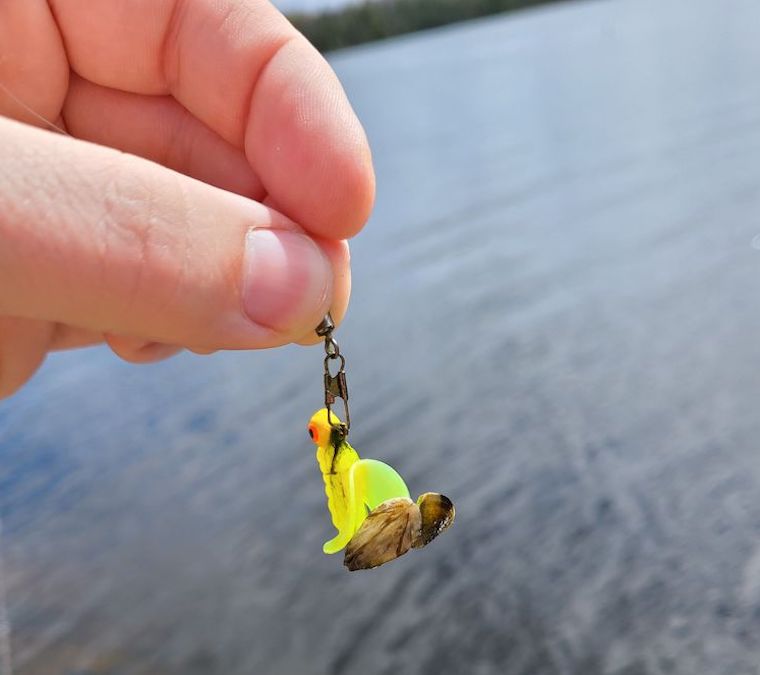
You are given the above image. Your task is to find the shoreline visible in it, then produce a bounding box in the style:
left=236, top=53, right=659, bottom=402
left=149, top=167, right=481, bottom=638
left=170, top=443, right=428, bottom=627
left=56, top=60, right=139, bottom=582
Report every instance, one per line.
left=288, top=0, right=575, bottom=52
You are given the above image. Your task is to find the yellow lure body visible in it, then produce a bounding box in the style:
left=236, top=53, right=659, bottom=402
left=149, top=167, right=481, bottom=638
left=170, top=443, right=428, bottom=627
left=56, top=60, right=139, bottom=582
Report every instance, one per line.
left=308, top=409, right=411, bottom=554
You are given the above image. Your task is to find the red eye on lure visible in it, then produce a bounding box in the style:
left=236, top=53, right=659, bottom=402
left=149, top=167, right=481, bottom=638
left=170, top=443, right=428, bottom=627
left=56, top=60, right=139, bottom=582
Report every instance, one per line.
left=308, top=314, right=455, bottom=571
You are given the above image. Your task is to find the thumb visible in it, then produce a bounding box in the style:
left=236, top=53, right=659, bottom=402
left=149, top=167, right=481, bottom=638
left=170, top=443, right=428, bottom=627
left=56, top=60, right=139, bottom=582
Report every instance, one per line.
left=0, top=117, right=348, bottom=349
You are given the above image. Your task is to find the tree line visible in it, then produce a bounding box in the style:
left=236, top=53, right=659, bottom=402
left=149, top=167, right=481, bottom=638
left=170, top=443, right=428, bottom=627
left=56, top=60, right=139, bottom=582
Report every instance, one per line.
left=288, top=0, right=574, bottom=52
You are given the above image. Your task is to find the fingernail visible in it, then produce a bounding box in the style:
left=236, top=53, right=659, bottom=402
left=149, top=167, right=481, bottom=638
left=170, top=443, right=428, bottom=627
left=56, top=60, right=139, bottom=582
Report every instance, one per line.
left=242, top=229, right=331, bottom=333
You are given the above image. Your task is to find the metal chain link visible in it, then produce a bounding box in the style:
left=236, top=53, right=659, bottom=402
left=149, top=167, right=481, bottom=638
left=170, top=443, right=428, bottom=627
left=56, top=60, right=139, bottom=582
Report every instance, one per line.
left=315, top=314, right=350, bottom=437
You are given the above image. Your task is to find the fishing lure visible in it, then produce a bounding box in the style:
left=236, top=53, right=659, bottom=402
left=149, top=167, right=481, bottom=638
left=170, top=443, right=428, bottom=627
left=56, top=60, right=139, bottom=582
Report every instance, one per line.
left=309, top=314, right=455, bottom=571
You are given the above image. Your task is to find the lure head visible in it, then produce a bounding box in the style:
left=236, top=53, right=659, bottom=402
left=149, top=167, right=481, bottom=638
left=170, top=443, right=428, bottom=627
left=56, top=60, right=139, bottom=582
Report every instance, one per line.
left=307, top=408, right=339, bottom=448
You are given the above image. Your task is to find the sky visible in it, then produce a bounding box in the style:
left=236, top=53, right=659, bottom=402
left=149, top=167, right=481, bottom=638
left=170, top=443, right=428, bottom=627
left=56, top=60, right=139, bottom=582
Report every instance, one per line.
left=271, top=0, right=357, bottom=13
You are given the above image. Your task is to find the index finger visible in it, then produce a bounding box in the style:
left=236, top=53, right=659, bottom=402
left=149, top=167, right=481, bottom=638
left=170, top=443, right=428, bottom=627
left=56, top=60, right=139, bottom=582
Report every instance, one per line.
left=49, top=0, right=375, bottom=239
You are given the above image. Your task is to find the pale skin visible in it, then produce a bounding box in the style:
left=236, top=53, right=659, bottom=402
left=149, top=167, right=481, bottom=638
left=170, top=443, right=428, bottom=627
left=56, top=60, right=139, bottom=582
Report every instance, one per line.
left=0, top=0, right=375, bottom=398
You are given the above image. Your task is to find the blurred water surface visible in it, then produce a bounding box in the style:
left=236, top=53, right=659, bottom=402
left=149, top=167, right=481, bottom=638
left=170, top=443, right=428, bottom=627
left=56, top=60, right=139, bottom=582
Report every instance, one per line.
left=4, top=0, right=760, bottom=673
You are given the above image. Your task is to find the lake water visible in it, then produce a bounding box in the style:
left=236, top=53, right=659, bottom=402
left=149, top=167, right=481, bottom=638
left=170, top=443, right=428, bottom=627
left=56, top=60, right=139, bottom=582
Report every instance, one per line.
left=3, top=0, right=760, bottom=673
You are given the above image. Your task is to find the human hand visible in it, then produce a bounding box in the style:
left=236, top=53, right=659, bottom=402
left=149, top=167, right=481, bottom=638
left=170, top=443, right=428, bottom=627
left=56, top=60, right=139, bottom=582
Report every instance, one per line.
left=0, top=0, right=374, bottom=398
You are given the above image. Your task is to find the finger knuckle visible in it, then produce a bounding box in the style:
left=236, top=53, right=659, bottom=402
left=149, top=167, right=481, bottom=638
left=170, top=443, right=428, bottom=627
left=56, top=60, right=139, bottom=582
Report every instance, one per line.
left=99, top=158, right=189, bottom=316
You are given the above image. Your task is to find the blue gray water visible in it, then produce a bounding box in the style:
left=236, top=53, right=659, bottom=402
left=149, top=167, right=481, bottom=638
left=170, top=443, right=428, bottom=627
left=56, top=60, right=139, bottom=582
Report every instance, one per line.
left=3, top=0, right=760, bottom=672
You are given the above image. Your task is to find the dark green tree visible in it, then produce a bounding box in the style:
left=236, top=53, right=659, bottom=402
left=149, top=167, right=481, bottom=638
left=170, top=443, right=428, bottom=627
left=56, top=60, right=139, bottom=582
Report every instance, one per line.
left=289, top=0, right=577, bottom=52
